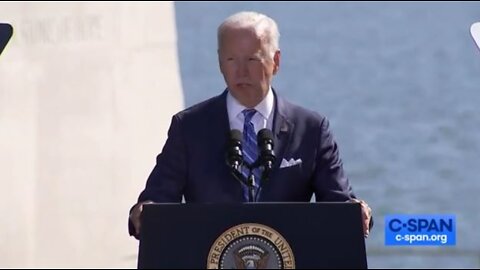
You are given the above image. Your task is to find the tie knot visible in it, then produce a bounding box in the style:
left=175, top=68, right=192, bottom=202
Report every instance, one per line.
left=242, top=109, right=257, bottom=123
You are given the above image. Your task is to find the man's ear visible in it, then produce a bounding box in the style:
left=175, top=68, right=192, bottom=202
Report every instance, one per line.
left=217, top=49, right=224, bottom=74
left=273, top=50, right=281, bottom=75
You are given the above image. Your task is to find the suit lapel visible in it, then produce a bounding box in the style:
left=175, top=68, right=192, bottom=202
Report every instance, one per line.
left=258, top=90, right=294, bottom=201
left=272, top=91, right=294, bottom=172
left=210, top=90, right=230, bottom=142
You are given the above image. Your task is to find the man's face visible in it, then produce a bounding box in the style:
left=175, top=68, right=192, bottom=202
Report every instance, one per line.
left=218, top=28, right=280, bottom=108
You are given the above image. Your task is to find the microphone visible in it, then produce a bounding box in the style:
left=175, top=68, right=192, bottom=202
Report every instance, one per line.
left=226, top=129, right=243, bottom=171
left=257, top=128, right=275, bottom=174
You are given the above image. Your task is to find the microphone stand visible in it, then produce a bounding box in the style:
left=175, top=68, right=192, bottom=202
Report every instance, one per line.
left=254, top=164, right=271, bottom=203
left=239, top=159, right=273, bottom=203
left=247, top=167, right=256, bottom=203
left=228, top=164, right=257, bottom=203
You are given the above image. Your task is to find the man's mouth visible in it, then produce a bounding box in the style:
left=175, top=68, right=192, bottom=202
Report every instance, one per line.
left=236, top=83, right=251, bottom=88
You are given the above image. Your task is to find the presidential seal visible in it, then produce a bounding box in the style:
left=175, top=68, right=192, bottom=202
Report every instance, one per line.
left=207, top=223, right=295, bottom=269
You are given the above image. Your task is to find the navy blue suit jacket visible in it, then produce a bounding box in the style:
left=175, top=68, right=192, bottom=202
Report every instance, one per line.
left=136, top=90, right=356, bottom=203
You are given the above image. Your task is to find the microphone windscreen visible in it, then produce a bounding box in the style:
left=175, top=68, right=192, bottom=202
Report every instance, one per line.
left=257, top=128, right=274, bottom=144
left=229, top=129, right=243, bottom=144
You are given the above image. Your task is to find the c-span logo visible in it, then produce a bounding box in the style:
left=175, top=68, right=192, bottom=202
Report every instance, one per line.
left=385, top=215, right=456, bottom=246
left=207, top=223, right=295, bottom=269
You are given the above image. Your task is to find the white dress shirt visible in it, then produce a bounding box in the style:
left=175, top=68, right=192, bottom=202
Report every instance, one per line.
left=226, top=88, right=275, bottom=133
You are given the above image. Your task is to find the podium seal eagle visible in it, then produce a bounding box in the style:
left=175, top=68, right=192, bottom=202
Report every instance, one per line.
left=207, top=223, right=295, bottom=269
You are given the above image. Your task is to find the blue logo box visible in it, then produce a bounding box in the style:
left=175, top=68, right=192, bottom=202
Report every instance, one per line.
left=385, top=215, right=456, bottom=246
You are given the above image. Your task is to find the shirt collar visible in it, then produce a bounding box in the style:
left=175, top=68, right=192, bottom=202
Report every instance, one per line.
left=226, top=87, right=274, bottom=121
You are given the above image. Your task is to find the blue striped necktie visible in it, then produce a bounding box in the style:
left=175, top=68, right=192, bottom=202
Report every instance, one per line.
left=241, top=109, right=261, bottom=201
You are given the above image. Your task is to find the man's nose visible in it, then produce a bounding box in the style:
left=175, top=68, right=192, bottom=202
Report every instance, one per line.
left=236, top=61, right=248, bottom=77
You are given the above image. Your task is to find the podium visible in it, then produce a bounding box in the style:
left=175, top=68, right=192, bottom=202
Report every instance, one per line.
left=138, top=202, right=367, bottom=269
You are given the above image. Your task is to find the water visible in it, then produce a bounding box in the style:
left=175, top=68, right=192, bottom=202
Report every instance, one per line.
left=174, top=2, right=480, bottom=268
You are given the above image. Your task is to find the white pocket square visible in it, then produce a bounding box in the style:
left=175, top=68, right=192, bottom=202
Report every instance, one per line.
left=279, top=158, right=302, bottom=168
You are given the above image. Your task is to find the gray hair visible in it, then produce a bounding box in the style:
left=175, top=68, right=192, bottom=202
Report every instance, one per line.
left=217, top=11, right=280, bottom=58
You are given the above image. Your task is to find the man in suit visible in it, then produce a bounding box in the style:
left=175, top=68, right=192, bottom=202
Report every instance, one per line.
left=129, top=11, right=372, bottom=239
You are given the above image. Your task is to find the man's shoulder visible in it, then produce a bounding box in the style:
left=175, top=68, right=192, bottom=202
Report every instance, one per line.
left=174, top=92, right=225, bottom=120
left=278, top=96, right=335, bottom=138
left=279, top=96, right=327, bottom=125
